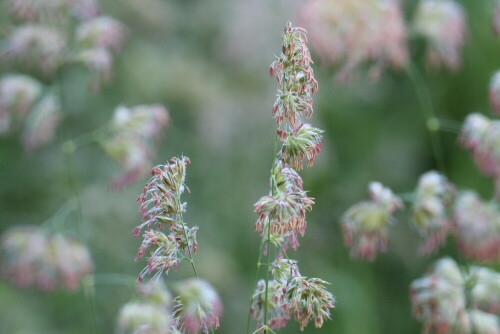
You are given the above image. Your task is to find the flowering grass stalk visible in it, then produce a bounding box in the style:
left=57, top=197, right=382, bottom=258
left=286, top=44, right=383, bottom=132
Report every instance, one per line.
left=133, top=157, right=222, bottom=333
left=248, top=22, right=334, bottom=334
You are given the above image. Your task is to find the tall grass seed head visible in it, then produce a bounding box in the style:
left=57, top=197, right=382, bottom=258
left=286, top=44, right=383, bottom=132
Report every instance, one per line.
left=281, top=123, right=323, bottom=170
left=134, top=157, right=199, bottom=282
left=413, top=0, right=467, bottom=70
left=250, top=279, right=290, bottom=330
left=286, top=277, right=335, bottom=330
left=270, top=22, right=317, bottom=130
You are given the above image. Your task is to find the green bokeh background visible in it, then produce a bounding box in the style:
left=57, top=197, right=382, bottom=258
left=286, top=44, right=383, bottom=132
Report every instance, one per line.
left=0, top=0, right=499, bottom=333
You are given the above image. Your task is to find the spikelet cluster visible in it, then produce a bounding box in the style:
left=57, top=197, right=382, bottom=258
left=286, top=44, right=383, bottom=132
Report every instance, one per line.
left=0, top=225, right=93, bottom=291
left=251, top=259, right=334, bottom=331
left=411, top=258, right=500, bottom=334
left=269, top=23, right=323, bottom=170
left=296, top=0, right=408, bottom=80
left=411, top=171, right=455, bottom=254
left=340, top=182, right=403, bottom=260
left=254, top=161, right=314, bottom=249
left=413, top=0, right=467, bottom=70
left=134, top=157, right=198, bottom=282
left=453, top=191, right=500, bottom=262
left=459, top=113, right=500, bottom=198
left=102, top=104, right=169, bottom=188
left=250, top=23, right=334, bottom=332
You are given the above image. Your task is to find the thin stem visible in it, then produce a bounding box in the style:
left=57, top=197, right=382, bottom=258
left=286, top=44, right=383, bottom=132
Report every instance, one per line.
left=263, top=135, right=280, bottom=334
left=263, top=220, right=272, bottom=334
left=57, top=71, right=96, bottom=334
left=253, top=325, right=278, bottom=334
left=176, top=190, right=198, bottom=278
left=246, top=239, right=265, bottom=334
left=270, top=235, right=291, bottom=261
left=406, top=62, right=446, bottom=172
left=181, top=221, right=199, bottom=277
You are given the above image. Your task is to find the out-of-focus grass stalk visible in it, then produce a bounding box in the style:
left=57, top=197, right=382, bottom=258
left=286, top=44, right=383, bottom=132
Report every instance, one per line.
left=57, top=71, right=98, bottom=334
left=406, top=62, right=446, bottom=172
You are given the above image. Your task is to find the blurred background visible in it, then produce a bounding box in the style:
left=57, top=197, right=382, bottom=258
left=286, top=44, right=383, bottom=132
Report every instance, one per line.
left=0, top=0, right=499, bottom=333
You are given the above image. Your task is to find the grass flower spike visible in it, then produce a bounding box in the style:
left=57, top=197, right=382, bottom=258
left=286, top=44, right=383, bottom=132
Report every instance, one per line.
left=134, top=156, right=198, bottom=281
left=248, top=22, right=334, bottom=333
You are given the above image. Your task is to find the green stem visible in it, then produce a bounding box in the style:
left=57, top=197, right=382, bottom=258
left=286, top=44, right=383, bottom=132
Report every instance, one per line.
left=246, top=239, right=266, bottom=334
left=406, top=62, right=446, bottom=172
left=253, top=325, right=278, bottom=334
left=181, top=221, right=199, bottom=278
left=263, top=135, right=280, bottom=334
left=57, top=71, right=97, bottom=334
